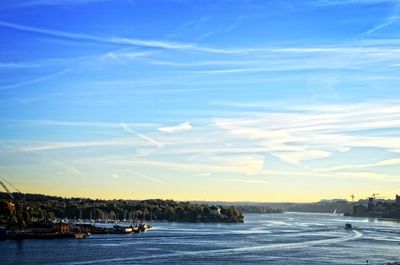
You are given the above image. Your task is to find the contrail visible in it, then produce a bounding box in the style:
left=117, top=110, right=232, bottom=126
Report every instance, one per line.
left=120, top=123, right=164, bottom=149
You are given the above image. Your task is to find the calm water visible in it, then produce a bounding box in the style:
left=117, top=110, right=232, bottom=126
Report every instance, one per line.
left=1, top=213, right=399, bottom=265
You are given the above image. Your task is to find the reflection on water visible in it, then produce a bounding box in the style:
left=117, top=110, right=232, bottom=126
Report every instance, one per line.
left=0, top=213, right=399, bottom=265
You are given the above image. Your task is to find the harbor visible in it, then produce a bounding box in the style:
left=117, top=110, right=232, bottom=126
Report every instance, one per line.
left=0, top=220, right=152, bottom=240
left=0, top=176, right=154, bottom=240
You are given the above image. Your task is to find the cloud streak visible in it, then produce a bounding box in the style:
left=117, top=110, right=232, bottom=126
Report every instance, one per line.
left=0, top=21, right=242, bottom=54
left=12, top=0, right=113, bottom=7
left=213, top=102, right=400, bottom=164
left=0, top=21, right=196, bottom=51
left=5, top=20, right=400, bottom=60
left=19, top=139, right=143, bottom=152
left=364, top=14, right=399, bottom=35
left=0, top=69, right=70, bottom=90
left=216, top=178, right=269, bottom=184
left=121, top=123, right=164, bottom=149
left=312, top=0, right=400, bottom=6
left=115, top=155, right=265, bottom=176
left=125, top=169, right=163, bottom=183
left=311, top=158, right=400, bottom=172
left=158, top=122, right=192, bottom=133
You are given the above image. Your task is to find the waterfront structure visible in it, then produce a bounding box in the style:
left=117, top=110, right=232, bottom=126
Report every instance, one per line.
left=367, top=197, right=374, bottom=210
left=353, top=195, right=400, bottom=218
left=28, top=222, right=70, bottom=234
left=54, top=223, right=70, bottom=234
left=29, top=223, right=53, bottom=234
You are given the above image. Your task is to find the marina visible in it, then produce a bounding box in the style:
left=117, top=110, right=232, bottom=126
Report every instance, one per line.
left=0, top=221, right=152, bottom=240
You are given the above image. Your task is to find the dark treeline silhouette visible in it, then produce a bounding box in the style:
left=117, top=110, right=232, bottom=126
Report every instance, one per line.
left=0, top=192, right=244, bottom=226
left=234, top=205, right=283, bottom=214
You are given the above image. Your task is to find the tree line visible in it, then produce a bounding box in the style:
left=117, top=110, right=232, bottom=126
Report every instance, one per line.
left=0, top=192, right=244, bottom=226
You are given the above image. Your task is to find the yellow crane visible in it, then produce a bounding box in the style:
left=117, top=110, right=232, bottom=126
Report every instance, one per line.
left=0, top=176, right=27, bottom=226
left=372, top=193, right=380, bottom=199
left=0, top=179, right=14, bottom=201
left=0, top=176, right=17, bottom=219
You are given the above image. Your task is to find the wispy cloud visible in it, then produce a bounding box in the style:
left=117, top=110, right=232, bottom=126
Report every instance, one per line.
left=4, top=101, right=400, bottom=189
left=334, top=171, right=400, bottom=183
left=312, top=0, right=400, bottom=6
left=364, top=14, right=399, bottom=35
left=264, top=168, right=400, bottom=183
left=216, top=178, right=269, bottom=185
left=311, top=158, right=400, bottom=172
left=102, top=51, right=153, bottom=63
left=0, top=21, right=238, bottom=54
left=2, top=19, right=400, bottom=79
left=363, top=1, right=400, bottom=36
left=5, top=19, right=399, bottom=60
left=10, top=102, right=400, bottom=172
left=19, top=139, right=143, bottom=152
left=153, top=44, right=400, bottom=76
left=54, top=161, right=83, bottom=176
left=157, top=122, right=192, bottom=133
left=115, top=155, right=265, bottom=176
left=0, top=69, right=70, bottom=90
left=0, top=62, right=39, bottom=69
left=125, top=169, right=163, bottom=183
left=5, top=0, right=114, bottom=8
left=213, top=102, right=400, bottom=164
left=121, top=123, right=164, bottom=149
left=16, top=119, right=157, bottom=128
left=272, top=150, right=332, bottom=165
left=0, top=21, right=193, bottom=50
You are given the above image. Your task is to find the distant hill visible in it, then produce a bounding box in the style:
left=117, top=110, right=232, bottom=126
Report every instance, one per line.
left=191, top=200, right=354, bottom=214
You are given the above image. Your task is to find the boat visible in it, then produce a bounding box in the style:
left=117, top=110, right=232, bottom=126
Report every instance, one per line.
left=113, top=225, right=133, bottom=234
left=138, top=223, right=151, bottom=232
left=344, top=223, right=352, bottom=230
left=74, top=232, right=90, bottom=239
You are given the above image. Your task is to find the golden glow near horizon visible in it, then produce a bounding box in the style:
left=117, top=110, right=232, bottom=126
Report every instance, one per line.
left=3, top=105, right=400, bottom=203
left=8, top=155, right=400, bottom=203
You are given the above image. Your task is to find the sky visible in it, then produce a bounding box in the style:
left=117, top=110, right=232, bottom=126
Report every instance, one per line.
left=0, top=0, right=400, bottom=202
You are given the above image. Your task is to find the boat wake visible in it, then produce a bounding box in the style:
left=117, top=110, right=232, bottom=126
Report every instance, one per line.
left=177, top=229, right=363, bottom=255
left=68, top=230, right=363, bottom=264
left=211, top=230, right=363, bottom=253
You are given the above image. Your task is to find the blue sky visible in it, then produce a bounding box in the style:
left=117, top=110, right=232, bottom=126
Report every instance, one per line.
left=0, top=0, right=400, bottom=201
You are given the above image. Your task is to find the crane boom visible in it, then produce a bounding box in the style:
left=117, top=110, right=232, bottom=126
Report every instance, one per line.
left=0, top=176, right=21, bottom=193
left=0, top=179, right=14, bottom=200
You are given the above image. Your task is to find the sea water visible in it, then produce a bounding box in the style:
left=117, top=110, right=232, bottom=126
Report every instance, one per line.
left=1, top=212, right=399, bottom=264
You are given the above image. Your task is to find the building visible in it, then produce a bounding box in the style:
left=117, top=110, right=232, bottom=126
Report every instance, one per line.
left=53, top=223, right=70, bottom=234
left=367, top=197, right=374, bottom=210
left=396, top=195, right=400, bottom=205
left=353, top=205, right=368, bottom=216
left=30, top=223, right=54, bottom=234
